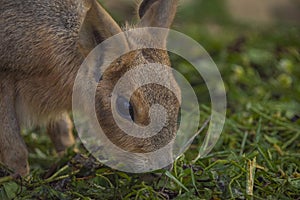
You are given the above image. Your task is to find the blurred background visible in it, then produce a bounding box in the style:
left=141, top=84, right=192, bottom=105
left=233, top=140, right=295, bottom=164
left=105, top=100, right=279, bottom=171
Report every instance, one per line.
left=100, top=0, right=300, bottom=25
left=98, top=0, right=300, bottom=113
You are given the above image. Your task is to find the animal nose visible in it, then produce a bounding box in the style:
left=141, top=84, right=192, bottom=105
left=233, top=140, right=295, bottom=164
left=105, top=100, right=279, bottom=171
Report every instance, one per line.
left=133, top=105, right=150, bottom=126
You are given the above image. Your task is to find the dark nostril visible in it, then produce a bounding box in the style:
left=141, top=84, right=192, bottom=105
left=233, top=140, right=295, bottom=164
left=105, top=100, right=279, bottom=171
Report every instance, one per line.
left=129, top=103, right=134, bottom=121
left=116, top=96, right=134, bottom=121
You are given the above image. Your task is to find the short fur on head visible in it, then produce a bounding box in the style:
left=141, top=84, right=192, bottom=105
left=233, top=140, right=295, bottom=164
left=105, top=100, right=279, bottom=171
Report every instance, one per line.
left=0, top=0, right=180, bottom=175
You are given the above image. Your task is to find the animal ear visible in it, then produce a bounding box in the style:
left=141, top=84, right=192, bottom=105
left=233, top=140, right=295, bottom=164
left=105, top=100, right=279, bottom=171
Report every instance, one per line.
left=138, top=0, right=178, bottom=28
left=78, top=0, right=123, bottom=56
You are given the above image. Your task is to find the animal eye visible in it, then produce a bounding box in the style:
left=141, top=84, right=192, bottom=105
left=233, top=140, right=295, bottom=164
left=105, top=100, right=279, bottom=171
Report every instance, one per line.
left=116, top=96, right=134, bottom=121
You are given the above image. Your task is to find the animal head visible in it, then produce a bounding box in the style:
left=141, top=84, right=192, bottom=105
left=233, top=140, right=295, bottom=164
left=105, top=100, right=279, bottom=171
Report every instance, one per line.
left=76, top=0, right=181, bottom=164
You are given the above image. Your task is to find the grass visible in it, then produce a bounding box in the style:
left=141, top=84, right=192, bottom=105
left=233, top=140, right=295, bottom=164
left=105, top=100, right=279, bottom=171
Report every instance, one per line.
left=1, top=1, right=300, bottom=199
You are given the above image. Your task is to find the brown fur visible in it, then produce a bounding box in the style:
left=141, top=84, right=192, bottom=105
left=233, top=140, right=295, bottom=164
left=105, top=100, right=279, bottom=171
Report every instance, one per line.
left=0, top=0, right=179, bottom=175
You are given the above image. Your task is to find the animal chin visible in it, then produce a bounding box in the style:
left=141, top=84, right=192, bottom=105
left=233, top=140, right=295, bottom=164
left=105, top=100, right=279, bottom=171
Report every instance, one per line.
left=102, top=125, right=175, bottom=154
